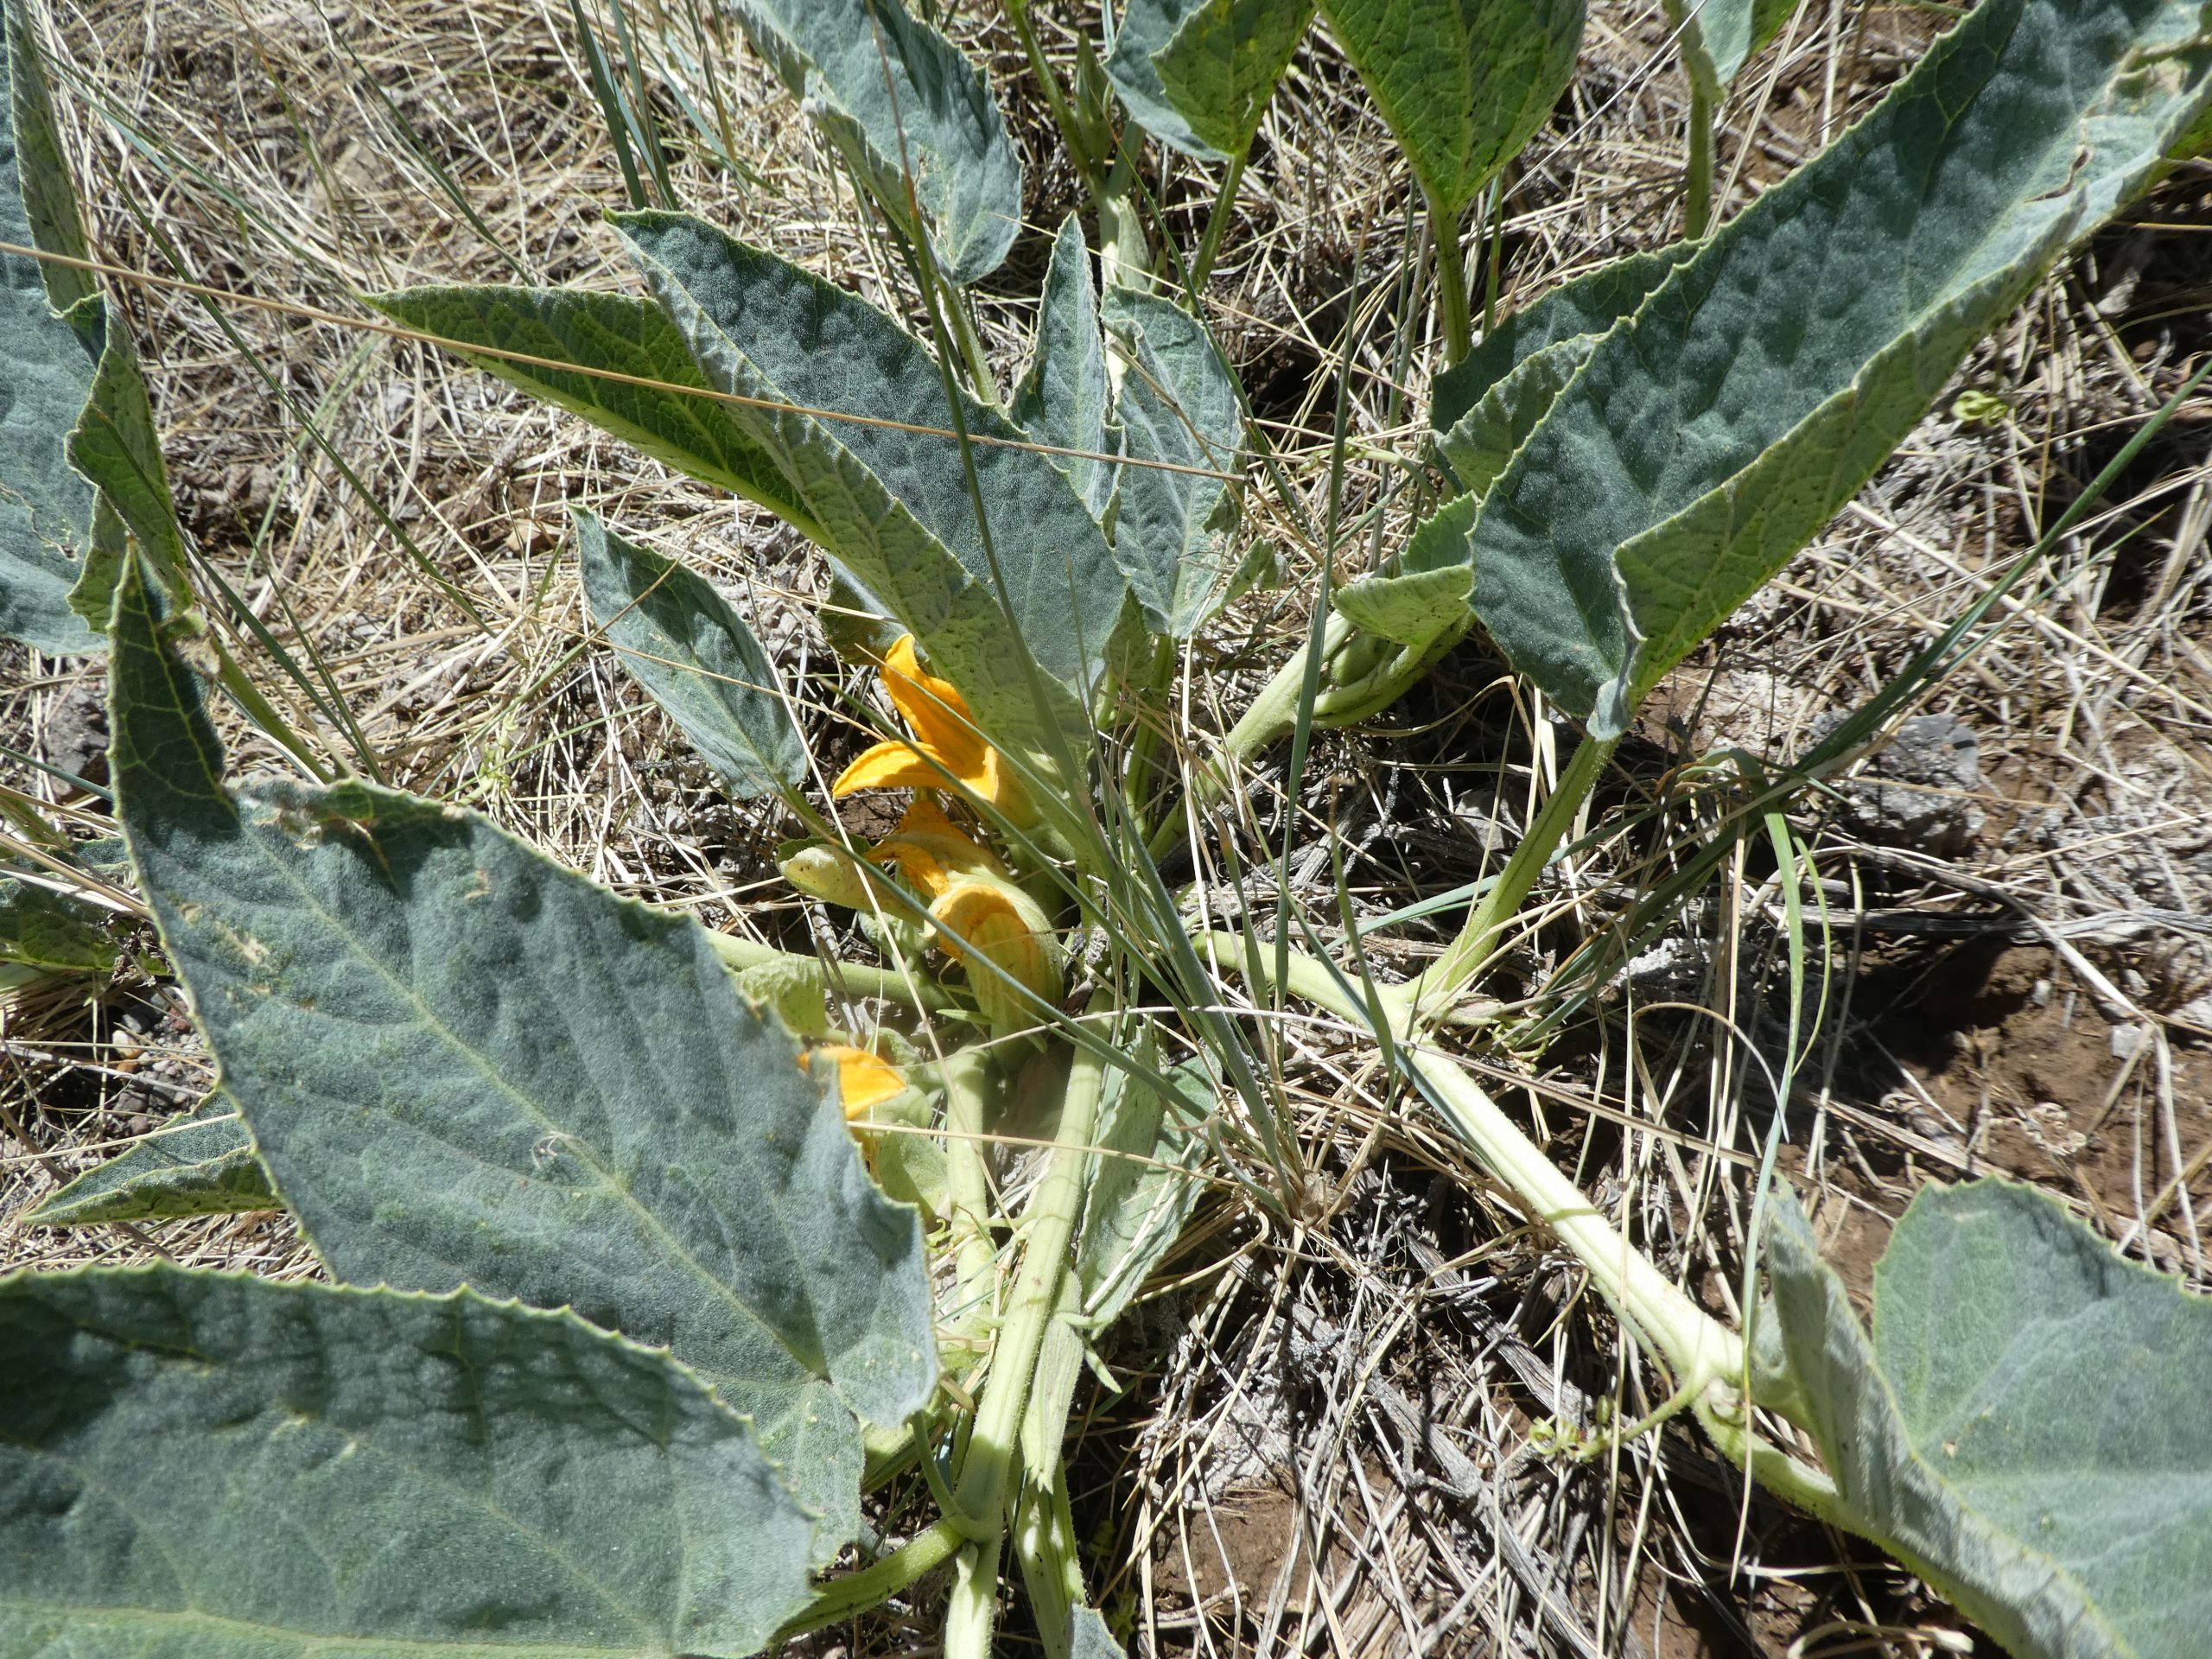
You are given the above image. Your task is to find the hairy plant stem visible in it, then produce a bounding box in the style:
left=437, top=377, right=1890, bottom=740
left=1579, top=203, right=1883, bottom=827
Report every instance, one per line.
left=1159, top=612, right=1469, bottom=858
left=1189, top=151, right=1244, bottom=298
left=775, top=1516, right=966, bottom=1640
left=703, top=931, right=952, bottom=1012
left=944, top=991, right=1115, bottom=1659
left=939, top=1045, right=1003, bottom=1356
left=1428, top=185, right=1472, bottom=365
left=1201, top=932, right=1742, bottom=1383
left=1390, top=731, right=1616, bottom=1027
left=1685, top=76, right=1716, bottom=238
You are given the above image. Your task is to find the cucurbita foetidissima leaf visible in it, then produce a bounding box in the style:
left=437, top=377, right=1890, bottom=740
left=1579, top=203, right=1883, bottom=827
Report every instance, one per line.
left=105, top=553, right=938, bottom=1558
left=1338, top=0, right=2212, bottom=738
left=570, top=507, right=805, bottom=801
left=1101, top=283, right=1245, bottom=637
left=0, top=0, right=103, bottom=655
left=0, top=0, right=189, bottom=653
left=366, top=283, right=811, bottom=529
left=1109, top=0, right=1316, bottom=163
left=0, top=1266, right=821, bottom=1656
left=1761, top=1179, right=2212, bottom=1659
left=1316, top=0, right=1586, bottom=220
left=727, top=0, right=1021, bottom=286
left=1013, top=214, right=1116, bottom=524
left=1667, top=0, right=1797, bottom=96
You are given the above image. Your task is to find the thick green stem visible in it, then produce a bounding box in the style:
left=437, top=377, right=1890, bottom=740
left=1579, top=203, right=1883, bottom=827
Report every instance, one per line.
left=1429, top=186, right=1472, bottom=365
left=1201, top=931, right=1741, bottom=1392
left=939, top=1046, right=1003, bottom=1351
left=1189, top=151, right=1244, bottom=298
left=1392, top=733, right=1616, bottom=1025
left=1686, top=76, right=1716, bottom=238
left=774, top=1516, right=965, bottom=1640
left=951, top=997, right=1110, bottom=1523
left=948, top=290, right=1002, bottom=410
left=703, top=931, right=951, bottom=1013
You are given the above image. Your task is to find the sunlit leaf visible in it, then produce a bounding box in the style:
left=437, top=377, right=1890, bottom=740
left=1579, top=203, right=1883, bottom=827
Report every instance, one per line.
left=1013, top=215, right=1115, bottom=524
left=1344, top=0, right=2212, bottom=737
left=107, top=557, right=938, bottom=1554
left=573, top=508, right=804, bottom=800
left=1109, top=0, right=1314, bottom=162
left=368, top=284, right=810, bottom=527
left=1318, top=0, right=1585, bottom=219
left=1763, top=1179, right=2212, bottom=1659
left=1102, top=284, right=1244, bottom=636
left=23, top=1100, right=276, bottom=1227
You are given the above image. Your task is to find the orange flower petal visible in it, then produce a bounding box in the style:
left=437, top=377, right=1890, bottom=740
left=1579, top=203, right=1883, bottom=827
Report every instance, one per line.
left=881, top=636, right=988, bottom=774
left=817, top=1043, right=910, bottom=1119
left=832, top=739, right=959, bottom=798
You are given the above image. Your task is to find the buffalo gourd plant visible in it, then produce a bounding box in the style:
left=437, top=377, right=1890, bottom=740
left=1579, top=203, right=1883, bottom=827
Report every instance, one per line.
left=3, top=2, right=2211, bottom=1657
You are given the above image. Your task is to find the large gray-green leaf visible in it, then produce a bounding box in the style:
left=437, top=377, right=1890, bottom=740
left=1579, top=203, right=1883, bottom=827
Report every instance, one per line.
left=1102, top=285, right=1244, bottom=636
left=1763, top=1179, right=2212, bottom=1659
left=572, top=509, right=804, bottom=800
left=729, top=0, right=1020, bottom=285
left=1668, top=0, right=1796, bottom=94
left=1110, top=0, right=1315, bottom=162
left=368, top=284, right=809, bottom=528
left=24, top=1099, right=277, bottom=1227
left=1318, top=0, right=1585, bottom=219
left=0, top=0, right=99, bottom=655
left=614, top=211, right=1128, bottom=772
left=1338, top=245, right=1690, bottom=633
left=107, top=557, right=936, bottom=1553
left=1356, top=0, right=2212, bottom=739
left=1013, top=215, right=1114, bottom=524
left=0, top=1267, right=817, bottom=1656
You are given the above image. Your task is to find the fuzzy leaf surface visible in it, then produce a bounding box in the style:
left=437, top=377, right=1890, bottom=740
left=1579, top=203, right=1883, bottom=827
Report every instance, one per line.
left=0, top=1267, right=817, bottom=1656
left=573, top=509, right=804, bottom=799
left=728, top=0, right=1020, bottom=284
left=1764, top=1179, right=2212, bottom=1659
left=368, top=285, right=808, bottom=527
left=24, top=1100, right=276, bottom=1227
left=0, top=0, right=99, bottom=655
left=1102, top=285, right=1244, bottom=636
left=1402, top=0, right=2212, bottom=737
left=1012, top=215, right=1114, bottom=522
left=1318, top=0, right=1585, bottom=217
left=107, top=560, right=937, bottom=1551
left=616, top=211, right=1126, bottom=770
left=1149, top=0, right=1318, bottom=164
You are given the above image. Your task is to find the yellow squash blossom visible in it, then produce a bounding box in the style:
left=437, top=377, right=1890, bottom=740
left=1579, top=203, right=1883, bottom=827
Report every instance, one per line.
left=813, top=1043, right=911, bottom=1121
left=779, top=798, right=1064, bottom=1033
left=833, top=635, right=1033, bottom=826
